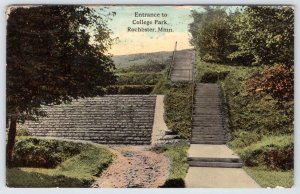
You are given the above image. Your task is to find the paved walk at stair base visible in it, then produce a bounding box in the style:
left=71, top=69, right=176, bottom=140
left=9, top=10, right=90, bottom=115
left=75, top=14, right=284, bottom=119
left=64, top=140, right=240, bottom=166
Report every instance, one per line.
left=25, top=95, right=156, bottom=145
left=185, top=167, right=260, bottom=188
left=187, top=144, right=243, bottom=168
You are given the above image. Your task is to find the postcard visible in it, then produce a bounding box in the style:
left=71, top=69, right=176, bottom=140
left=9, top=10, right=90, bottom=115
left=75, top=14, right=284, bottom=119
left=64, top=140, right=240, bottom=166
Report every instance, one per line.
left=5, top=4, right=294, bottom=188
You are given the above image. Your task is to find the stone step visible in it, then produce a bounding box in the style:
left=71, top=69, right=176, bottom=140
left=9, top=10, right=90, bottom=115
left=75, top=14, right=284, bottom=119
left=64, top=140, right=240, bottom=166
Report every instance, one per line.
left=191, top=140, right=226, bottom=144
left=192, top=136, right=226, bottom=141
left=192, top=126, right=224, bottom=130
left=192, top=131, right=225, bottom=136
left=188, top=157, right=242, bottom=163
left=192, top=140, right=226, bottom=144
left=188, top=161, right=243, bottom=168
left=193, top=114, right=222, bottom=117
left=194, top=97, right=222, bottom=103
left=192, top=133, right=225, bottom=137
left=192, top=122, right=223, bottom=125
left=192, top=115, right=223, bottom=118
left=192, top=118, right=223, bottom=121
left=193, top=108, right=222, bottom=111
left=192, top=134, right=225, bottom=138
left=194, top=97, right=220, bottom=99
left=193, top=104, right=221, bottom=107
left=194, top=101, right=221, bottom=103
left=161, top=134, right=181, bottom=140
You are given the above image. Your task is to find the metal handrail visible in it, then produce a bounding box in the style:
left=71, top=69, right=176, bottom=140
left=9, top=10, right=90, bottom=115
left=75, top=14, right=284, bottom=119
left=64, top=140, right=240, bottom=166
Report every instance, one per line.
left=191, top=50, right=195, bottom=121
left=168, top=41, right=177, bottom=80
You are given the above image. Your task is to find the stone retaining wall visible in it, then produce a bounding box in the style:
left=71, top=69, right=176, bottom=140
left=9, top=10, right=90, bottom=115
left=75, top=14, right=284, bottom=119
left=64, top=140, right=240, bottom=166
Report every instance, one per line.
left=25, top=95, right=157, bottom=145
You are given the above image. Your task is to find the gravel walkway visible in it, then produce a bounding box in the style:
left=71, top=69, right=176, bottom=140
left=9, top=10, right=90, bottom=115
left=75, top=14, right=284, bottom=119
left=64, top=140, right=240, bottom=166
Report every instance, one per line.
left=92, top=146, right=170, bottom=188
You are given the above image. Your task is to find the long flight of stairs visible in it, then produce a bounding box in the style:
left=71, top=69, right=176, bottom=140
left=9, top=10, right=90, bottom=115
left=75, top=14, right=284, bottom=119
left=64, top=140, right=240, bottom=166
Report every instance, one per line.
left=191, top=83, right=226, bottom=144
left=189, top=83, right=243, bottom=168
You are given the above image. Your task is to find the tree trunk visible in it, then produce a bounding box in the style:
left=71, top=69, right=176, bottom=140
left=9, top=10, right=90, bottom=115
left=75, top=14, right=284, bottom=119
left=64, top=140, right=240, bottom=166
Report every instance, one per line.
left=6, top=117, right=17, bottom=166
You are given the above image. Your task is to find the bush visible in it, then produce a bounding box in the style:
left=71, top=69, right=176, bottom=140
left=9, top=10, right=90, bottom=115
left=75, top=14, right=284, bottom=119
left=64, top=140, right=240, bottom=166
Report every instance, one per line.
left=200, top=71, right=229, bottom=83
left=230, top=130, right=262, bottom=148
left=16, top=127, right=30, bottom=136
left=189, top=8, right=235, bottom=63
left=12, top=137, right=87, bottom=168
left=236, top=135, right=294, bottom=170
left=106, top=85, right=154, bottom=94
left=117, top=73, right=162, bottom=85
left=245, top=64, right=294, bottom=102
left=7, top=138, right=115, bottom=187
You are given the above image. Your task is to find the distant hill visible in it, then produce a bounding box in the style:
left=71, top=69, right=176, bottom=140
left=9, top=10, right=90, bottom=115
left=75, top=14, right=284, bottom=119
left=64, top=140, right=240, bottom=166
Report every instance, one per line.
left=112, top=51, right=173, bottom=69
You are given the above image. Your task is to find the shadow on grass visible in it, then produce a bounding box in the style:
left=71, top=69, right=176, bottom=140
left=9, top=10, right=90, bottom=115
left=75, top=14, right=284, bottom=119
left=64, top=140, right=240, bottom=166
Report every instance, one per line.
left=160, top=178, right=185, bottom=188
left=6, top=168, right=92, bottom=188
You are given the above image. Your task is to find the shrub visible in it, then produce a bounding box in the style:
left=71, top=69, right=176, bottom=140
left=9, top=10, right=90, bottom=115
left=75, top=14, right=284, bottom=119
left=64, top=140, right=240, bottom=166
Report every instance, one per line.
left=200, top=71, right=229, bottom=83
left=229, top=130, right=262, bottom=148
left=117, top=73, right=162, bottom=85
left=7, top=138, right=115, bottom=187
left=245, top=64, right=294, bottom=102
left=13, top=137, right=87, bottom=168
left=16, top=127, right=30, bottom=136
left=236, top=135, right=294, bottom=170
left=106, top=85, right=154, bottom=94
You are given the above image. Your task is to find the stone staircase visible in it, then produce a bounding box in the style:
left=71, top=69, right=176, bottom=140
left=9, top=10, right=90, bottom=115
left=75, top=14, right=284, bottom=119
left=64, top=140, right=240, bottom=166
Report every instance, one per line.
left=25, top=95, right=156, bottom=145
left=191, top=83, right=226, bottom=144
left=169, top=49, right=195, bottom=82
left=188, top=83, right=243, bottom=168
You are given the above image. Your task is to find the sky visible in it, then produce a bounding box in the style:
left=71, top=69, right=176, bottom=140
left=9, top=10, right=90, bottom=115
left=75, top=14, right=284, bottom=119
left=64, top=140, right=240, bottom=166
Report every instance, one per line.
left=94, top=6, right=204, bottom=56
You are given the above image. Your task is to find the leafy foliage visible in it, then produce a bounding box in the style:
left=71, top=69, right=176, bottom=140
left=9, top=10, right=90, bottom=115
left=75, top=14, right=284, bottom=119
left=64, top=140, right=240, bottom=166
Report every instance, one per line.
left=236, top=135, right=293, bottom=170
left=117, top=73, right=162, bottom=85
left=6, top=5, right=116, bottom=161
left=245, top=64, right=294, bottom=102
left=189, top=7, right=236, bottom=62
left=7, top=5, right=116, bottom=121
left=106, top=85, right=154, bottom=95
left=109, top=55, right=168, bottom=94
left=230, top=6, right=294, bottom=66
left=12, top=137, right=86, bottom=168
left=200, top=71, right=229, bottom=83
left=7, top=137, right=115, bottom=187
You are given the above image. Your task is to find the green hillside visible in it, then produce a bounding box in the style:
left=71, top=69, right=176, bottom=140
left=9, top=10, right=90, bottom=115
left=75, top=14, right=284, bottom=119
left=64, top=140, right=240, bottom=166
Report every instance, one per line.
left=112, top=51, right=172, bottom=69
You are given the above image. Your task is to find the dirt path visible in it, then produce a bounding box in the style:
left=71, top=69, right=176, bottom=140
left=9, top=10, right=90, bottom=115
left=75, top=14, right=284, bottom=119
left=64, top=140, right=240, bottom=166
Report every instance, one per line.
left=92, top=146, right=170, bottom=188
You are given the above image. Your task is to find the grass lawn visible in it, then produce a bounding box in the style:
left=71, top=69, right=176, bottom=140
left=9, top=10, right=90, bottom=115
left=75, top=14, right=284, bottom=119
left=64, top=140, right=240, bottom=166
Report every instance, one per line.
left=7, top=138, right=115, bottom=187
left=244, top=167, right=293, bottom=188
left=151, top=143, right=189, bottom=187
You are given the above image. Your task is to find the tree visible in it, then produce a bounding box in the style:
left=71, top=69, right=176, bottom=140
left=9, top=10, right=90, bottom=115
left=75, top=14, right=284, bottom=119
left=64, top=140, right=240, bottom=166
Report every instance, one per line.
left=6, top=5, right=116, bottom=163
left=230, top=6, right=294, bottom=66
left=189, top=7, right=235, bottom=63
